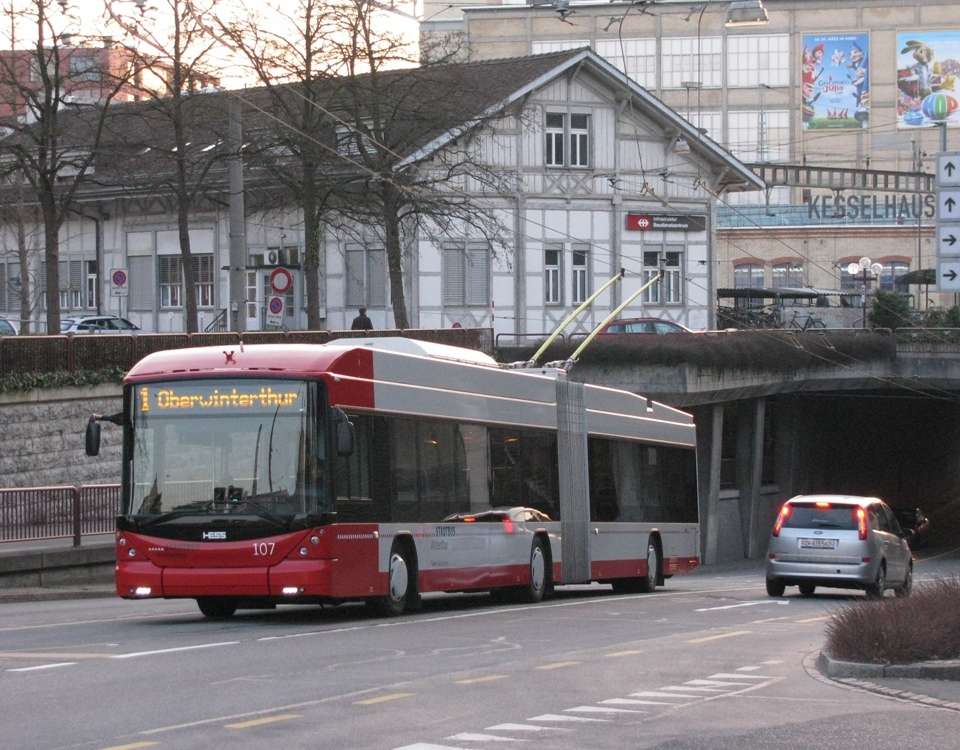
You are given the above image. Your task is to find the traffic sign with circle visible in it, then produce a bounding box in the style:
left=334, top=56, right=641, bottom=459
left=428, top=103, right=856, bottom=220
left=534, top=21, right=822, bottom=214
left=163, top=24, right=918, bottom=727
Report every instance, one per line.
left=270, top=267, right=293, bottom=294
left=268, top=296, right=284, bottom=315
left=111, top=269, right=127, bottom=287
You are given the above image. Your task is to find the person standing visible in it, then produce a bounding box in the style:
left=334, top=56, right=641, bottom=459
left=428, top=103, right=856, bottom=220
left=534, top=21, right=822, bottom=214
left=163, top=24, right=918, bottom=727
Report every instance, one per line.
left=350, top=307, right=373, bottom=330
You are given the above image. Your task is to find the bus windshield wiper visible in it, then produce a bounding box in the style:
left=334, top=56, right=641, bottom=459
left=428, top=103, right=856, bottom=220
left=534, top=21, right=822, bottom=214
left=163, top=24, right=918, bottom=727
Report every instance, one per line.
left=137, top=503, right=212, bottom=527
left=236, top=494, right=291, bottom=528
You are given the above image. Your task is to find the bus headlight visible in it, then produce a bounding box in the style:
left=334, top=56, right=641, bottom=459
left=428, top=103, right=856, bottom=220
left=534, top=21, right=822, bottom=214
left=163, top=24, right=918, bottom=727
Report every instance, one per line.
left=299, top=547, right=309, bottom=557
left=127, top=547, right=137, bottom=558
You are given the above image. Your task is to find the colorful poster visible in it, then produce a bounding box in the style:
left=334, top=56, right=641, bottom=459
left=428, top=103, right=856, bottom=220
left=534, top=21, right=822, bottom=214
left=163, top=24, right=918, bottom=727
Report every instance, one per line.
left=897, top=31, right=960, bottom=128
left=802, top=33, right=870, bottom=130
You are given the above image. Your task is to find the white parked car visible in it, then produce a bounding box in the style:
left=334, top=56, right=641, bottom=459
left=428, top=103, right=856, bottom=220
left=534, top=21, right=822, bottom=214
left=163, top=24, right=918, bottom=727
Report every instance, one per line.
left=60, top=315, right=140, bottom=334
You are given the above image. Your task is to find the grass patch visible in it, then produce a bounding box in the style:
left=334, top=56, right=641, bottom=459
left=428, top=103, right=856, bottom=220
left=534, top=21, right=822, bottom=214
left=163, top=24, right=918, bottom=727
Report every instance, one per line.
left=825, top=577, right=960, bottom=664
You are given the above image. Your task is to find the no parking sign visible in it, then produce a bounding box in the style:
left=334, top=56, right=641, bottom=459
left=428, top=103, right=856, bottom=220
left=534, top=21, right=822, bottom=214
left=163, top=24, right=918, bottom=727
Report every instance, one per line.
left=111, top=268, right=129, bottom=297
left=266, top=295, right=284, bottom=327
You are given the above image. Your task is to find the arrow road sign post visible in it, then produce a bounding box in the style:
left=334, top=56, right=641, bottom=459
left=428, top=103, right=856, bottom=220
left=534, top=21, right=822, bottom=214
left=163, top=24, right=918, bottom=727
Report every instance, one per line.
left=936, top=152, right=960, bottom=291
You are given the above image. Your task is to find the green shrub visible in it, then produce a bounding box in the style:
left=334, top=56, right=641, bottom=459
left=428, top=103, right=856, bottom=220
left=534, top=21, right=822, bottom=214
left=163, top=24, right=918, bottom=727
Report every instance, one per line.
left=825, top=577, right=960, bottom=664
left=869, top=290, right=912, bottom=330
left=0, top=367, right=125, bottom=394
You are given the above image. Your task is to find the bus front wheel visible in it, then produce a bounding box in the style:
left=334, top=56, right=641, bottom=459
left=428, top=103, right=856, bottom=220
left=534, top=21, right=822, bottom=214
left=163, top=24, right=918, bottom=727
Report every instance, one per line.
left=522, top=538, right=550, bottom=603
left=377, top=544, right=417, bottom=616
left=196, top=597, right=237, bottom=619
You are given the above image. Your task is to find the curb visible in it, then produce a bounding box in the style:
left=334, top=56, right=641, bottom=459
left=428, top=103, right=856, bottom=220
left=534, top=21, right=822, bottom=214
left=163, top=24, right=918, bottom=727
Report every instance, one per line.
left=819, top=651, right=960, bottom=680
left=0, top=587, right=116, bottom=604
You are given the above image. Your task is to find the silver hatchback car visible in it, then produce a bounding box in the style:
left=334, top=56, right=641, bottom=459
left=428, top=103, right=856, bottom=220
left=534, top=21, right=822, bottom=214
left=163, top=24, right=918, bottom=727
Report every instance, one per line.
left=766, top=495, right=912, bottom=599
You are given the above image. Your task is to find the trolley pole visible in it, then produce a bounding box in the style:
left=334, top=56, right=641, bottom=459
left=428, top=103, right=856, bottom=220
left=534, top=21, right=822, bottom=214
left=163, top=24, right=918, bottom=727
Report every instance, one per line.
left=227, top=97, right=247, bottom=333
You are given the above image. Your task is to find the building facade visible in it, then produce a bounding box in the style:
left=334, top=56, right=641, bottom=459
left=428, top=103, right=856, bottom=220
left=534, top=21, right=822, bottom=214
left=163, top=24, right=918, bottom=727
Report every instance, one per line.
left=0, top=50, right=760, bottom=335
left=432, top=0, right=956, bottom=299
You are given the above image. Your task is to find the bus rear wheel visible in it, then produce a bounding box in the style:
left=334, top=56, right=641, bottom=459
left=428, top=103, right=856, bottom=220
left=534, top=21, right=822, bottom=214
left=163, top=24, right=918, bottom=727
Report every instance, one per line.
left=196, top=597, right=237, bottom=619
left=522, top=538, right=549, bottom=603
left=612, top=542, right=659, bottom=594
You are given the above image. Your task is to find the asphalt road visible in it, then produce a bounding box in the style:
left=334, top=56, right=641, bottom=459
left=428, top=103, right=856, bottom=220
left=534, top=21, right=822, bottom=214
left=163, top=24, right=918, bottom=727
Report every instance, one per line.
left=2, top=556, right=960, bottom=750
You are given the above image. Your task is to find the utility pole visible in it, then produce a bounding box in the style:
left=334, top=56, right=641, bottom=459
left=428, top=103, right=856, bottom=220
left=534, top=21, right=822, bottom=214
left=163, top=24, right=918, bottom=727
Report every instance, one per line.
left=227, top=96, right=246, bottom=332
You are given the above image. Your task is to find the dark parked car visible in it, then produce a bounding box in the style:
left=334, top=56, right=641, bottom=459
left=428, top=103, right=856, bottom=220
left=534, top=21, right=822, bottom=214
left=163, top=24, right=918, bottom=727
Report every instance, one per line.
left=600, top=318, right=692, bottom=335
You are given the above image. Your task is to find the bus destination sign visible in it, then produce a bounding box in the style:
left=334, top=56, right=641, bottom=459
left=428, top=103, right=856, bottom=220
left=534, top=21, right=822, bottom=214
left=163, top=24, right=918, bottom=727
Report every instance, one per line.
left=139, top=384, right=301, bottom=413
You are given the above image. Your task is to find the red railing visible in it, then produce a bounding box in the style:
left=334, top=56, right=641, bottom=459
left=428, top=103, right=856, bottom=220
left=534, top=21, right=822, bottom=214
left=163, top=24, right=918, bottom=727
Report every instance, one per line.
left=0, top=484, right=120, bottom=546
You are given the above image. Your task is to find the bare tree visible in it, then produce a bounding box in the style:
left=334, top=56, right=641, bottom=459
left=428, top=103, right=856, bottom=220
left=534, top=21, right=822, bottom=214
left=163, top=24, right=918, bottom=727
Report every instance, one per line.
left=0, top=0, right=134, bottom=334
left=107, top=0, right=226, bottom=333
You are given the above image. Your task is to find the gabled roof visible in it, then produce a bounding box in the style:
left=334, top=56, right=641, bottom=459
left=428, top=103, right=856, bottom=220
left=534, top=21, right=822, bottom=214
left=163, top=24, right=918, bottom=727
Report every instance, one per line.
left=399, top=47, right=763, bottom=192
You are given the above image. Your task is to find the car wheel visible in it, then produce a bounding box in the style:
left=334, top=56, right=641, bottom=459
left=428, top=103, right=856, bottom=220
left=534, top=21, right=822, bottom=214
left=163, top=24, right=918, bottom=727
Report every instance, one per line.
left=196, top=597, right=237, bottom=619
left=895, top=563, right=913, bottom=598
left=377, top=544, right=416, bottom=616
left=765, top=577, right=786, bottom=597
left=522, top=538, right=549, bottom=603
left=799, top=583, right=816, bottom=597
left=866, top=563, right=886, bottom=600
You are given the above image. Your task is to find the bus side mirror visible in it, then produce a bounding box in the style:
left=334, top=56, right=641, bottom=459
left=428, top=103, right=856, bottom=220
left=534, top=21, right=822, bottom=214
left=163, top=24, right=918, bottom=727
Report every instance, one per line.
left=85, top=417, right=101, bottom=457
left=336, top=420, right=355, bottom=457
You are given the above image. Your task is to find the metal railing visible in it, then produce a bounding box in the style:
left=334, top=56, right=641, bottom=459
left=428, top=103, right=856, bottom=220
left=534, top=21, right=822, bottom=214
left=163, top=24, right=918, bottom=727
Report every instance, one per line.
left=0, top=484, right=120, bottom=546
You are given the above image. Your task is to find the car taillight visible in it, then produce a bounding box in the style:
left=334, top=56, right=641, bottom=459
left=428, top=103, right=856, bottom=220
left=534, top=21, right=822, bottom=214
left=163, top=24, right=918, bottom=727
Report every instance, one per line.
left=815, top=501, right=831, bottom=508
left=502, top=518, right=514, bottom=534
left=855, top=507, right=867, bottom=540
left=772, top=504, right=791, bottom=536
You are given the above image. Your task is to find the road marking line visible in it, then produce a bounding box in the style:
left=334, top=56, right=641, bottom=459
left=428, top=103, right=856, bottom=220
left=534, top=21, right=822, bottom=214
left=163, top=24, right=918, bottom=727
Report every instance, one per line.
left=0, top=610, right=196, bottom=634
left=0, top=652, right=110, bottom=660
left=708, top=673, right=771, bottom=680
left=796, top=616, right=830, bottom=623
left=565, top=705, right=645, bottom=714
left=630, top=691, right=698, bottom=700
left=394, top=744, right=472, bottom=750
left=447, top=733, right=529, bottom=743
left=535, top=661, right=580, bottom=670
left=604, top=649, right=644, bottom=657
left=524, top=714, right=609, bottom=723
left=97, top=743, right=159, bottom=750
left=113, top=641, right=239, bottom=659
left=736, top=666, right=763, bottom=671
left=695, top=601, right=771, bottom=612
left=455, top=674, right=509, bottom=685
left=687, top=630, right=752, bottom=644
left=487, top=723, right=569, bottom=731
left=225, top=714, right=302, bottom=729
left=686, top=679, right=753, bottom=687
left=660, top=686, right=726, bottom=693
left=258, top=626, right=365, bottom=641
left=751, top=616, right=793, bottom=623
left=761, top=660, right=783, bottom=665
left=354, top=692, right=415, bottom=706
left=7, top=662, right=76, bottom=672
left=602, top=698, right=671, bottom=706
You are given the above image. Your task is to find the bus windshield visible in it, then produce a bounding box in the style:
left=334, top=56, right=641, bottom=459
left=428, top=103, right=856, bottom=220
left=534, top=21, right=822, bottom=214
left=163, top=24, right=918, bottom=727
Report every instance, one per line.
left=128, top=379, right=325, bottom=519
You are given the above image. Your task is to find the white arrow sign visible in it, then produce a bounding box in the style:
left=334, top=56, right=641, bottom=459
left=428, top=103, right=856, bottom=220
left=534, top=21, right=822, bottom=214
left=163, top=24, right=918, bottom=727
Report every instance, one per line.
left=939, top=153, right=960, bottom=187
left=939, top=225, right=960, bottom=255
left=938, top=190, right=960, bottom=221
left=939, top=260, right=960, bottom=291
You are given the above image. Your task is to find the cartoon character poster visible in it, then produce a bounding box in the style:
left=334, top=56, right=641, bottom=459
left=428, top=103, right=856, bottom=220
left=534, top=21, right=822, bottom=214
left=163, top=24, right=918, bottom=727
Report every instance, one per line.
left=897, top=31, right=960, bottom=128
left=802, top=34, right=870, bottom=130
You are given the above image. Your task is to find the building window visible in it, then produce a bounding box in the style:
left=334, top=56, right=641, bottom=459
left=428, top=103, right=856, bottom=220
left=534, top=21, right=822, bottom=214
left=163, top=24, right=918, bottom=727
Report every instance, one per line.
left=661, top=36, right=722, bottom=89
left=642, top=249, right=683, bottom=304
left=727, top=109, right=789, bottom=162
left=69, top=54, right=100, bottom=82
left=771, top=262, right=803, bottom=287
left=85, top=260, right=97, bottom=309
left=734, top=263, right=765, bottom=288
left=443, top=241, right=490, bottom=307
left=727, top=34, right=790, bottom=88
left=569, top=114, right=590, bottom=168
left=545, top=112, right=590, bottom=168
left=680, top=110, right=722, bottom=140
left=571, top=245, right=589, bottom=303
left=544, top=245, right=561, bottom=305
left=879, top=261, right=909, bottom=291
left=532, top=39, right=590, bottom=54
left=840, top=265, right=859, bottom=291
left=158, top=255, right=215, bottom=309
left=595, top=38, right=657, bottom=89
left=0, top=261, right=21, bottom=313
left=545, top=112, right=564, bottom=167
left=346, top=244, right=387, bottom=308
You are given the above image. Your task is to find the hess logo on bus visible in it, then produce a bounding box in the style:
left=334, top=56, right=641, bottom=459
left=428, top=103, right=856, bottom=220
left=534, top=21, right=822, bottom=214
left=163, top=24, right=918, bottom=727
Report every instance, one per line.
left=202, top=531, right=227, bottom=540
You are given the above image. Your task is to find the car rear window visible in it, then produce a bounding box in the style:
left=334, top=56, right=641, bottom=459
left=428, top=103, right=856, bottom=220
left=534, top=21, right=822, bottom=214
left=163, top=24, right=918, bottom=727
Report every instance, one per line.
left=782, top=503, right=857, bottom=530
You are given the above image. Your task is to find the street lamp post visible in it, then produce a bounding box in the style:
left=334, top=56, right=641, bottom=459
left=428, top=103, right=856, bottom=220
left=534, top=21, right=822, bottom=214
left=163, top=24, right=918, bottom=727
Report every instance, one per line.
left=846, top=256, right=883, bottom=328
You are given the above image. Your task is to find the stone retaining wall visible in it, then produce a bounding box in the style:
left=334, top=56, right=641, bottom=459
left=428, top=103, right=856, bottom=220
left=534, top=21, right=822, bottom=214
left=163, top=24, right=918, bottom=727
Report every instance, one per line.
left=0, top=385, right=122, bottom=489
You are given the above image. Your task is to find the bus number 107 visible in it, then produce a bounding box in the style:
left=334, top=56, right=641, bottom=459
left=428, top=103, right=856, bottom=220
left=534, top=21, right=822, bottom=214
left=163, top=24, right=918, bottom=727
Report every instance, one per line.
left=253, top=542, right=276, bottom=556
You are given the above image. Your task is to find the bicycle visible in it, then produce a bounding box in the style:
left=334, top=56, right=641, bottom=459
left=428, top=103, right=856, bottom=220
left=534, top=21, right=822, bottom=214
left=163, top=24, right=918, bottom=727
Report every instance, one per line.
left=787, top=310, right=827, bottom=331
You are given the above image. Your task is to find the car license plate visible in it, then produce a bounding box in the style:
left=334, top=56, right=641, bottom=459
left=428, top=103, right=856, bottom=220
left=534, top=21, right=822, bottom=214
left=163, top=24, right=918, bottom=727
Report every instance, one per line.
left=799, top=538, right=838, bottom=550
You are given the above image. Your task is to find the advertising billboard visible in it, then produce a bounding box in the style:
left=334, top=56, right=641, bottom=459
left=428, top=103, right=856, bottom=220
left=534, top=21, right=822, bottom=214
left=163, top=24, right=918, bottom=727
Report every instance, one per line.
left=802, top=33, right=870, bottom=130
left=897, top=31, right=960, bottom=128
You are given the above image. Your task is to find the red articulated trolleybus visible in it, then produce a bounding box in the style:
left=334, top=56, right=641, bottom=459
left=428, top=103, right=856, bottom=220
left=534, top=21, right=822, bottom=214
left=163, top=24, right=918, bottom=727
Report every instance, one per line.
left=86, top=337, right=699, bottom=619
